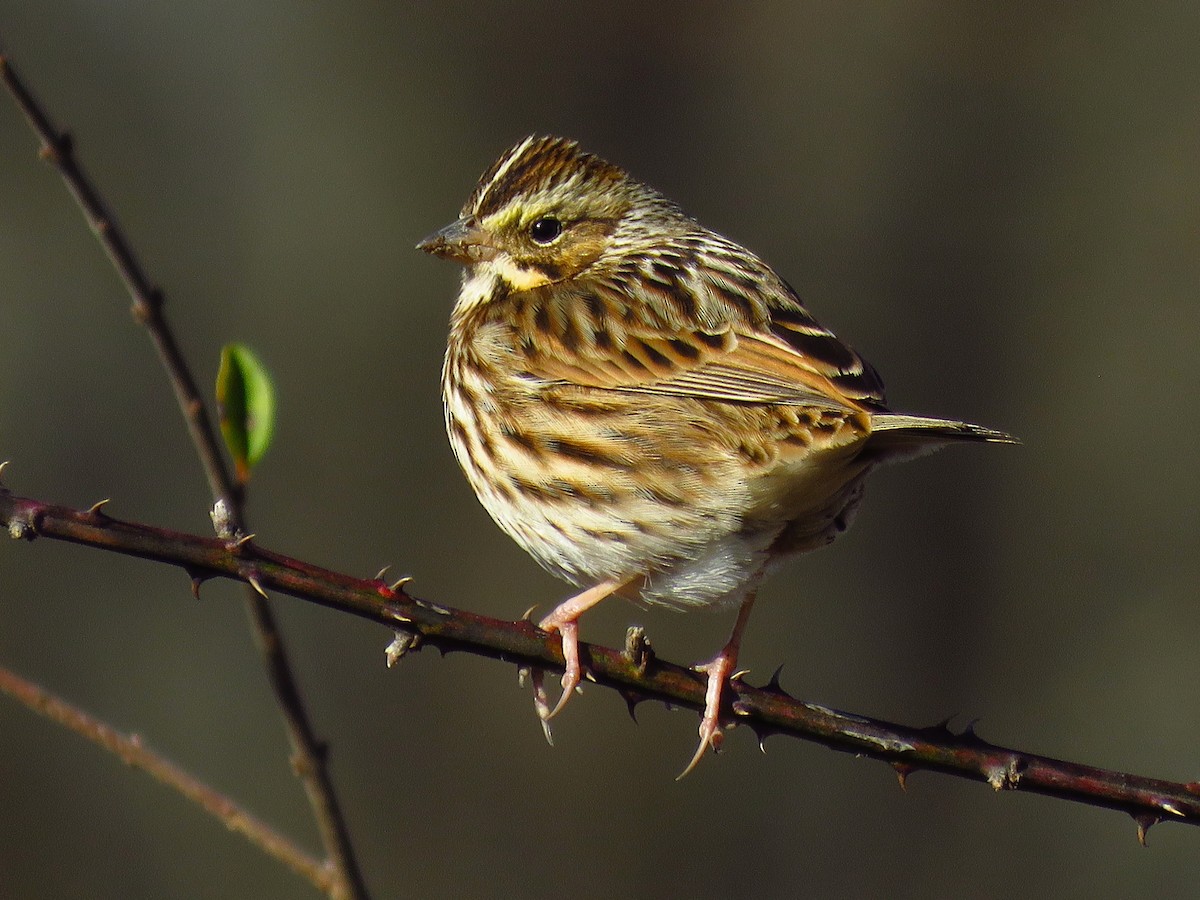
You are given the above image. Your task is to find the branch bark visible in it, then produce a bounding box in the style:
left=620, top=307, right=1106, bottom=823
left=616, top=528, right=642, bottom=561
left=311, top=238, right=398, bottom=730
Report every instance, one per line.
left=0, top=663, right=332, bottom=893
left=4, top=482, right=1198, bottom=844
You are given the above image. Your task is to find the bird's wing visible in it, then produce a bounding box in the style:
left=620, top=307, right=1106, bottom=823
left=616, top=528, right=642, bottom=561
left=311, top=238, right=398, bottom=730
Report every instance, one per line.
left=505, top=251, right=887, bottom=413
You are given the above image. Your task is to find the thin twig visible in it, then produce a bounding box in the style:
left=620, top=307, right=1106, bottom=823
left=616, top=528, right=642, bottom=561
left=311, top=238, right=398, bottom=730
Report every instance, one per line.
left=0, top=664, right=333, bottom=894
left=0, top=49, right=368, bottom=900
left=5, top=486, right=1200, bottom=845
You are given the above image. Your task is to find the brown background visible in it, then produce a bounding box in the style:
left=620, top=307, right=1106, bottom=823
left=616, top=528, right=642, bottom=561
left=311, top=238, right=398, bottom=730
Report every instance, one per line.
left=2, top=3, right=1198, bottom=898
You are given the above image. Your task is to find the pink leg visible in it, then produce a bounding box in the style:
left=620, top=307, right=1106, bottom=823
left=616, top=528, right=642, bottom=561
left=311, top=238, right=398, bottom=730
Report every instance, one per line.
left=536, top=577, right=629, bottom=724
left=678, top=589, right=759, bottom=779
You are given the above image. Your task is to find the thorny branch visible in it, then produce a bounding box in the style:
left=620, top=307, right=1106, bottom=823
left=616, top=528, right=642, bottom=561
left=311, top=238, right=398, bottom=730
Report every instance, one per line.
left=0, top=48, right=367, bottom=900
left=5, top=483, right=1200, bottom=845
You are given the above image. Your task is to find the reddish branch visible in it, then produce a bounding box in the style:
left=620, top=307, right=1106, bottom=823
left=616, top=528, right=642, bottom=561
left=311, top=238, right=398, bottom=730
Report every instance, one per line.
left=5, top=483, right=1200, bottom=843
left=0, top=48, right=367, bottom=900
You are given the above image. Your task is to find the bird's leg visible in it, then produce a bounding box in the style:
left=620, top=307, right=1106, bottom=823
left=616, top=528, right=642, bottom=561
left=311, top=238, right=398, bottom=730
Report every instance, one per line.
left=534, top=577, right=629, bottom=725
left=678, top=589, right=760, bottom=779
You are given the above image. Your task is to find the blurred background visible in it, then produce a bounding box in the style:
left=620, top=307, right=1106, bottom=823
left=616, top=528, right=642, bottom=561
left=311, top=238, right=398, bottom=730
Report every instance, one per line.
left=1, top=3, right=1198, bottom=897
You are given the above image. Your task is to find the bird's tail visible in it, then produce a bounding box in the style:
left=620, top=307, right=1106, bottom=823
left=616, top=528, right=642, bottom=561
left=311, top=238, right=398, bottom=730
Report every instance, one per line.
left=865, top=414, right=1018, bottom=463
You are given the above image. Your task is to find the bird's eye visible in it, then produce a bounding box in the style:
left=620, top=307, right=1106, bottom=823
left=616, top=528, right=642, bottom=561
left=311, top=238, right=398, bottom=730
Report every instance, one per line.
left=528, top=216, right=563, bottom=244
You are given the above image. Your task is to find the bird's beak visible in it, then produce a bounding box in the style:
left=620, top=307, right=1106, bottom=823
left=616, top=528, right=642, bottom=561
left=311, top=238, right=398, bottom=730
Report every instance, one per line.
left=416, top=216, right=495, bottom=264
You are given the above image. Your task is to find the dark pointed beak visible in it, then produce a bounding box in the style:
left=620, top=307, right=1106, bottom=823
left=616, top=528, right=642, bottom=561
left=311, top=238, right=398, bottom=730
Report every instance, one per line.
left=416, top=217, right=495, bottom=264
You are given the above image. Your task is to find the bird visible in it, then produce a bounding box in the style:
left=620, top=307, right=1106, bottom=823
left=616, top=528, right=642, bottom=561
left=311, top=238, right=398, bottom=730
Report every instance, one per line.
left=419, top=135, right=1015, bottom=776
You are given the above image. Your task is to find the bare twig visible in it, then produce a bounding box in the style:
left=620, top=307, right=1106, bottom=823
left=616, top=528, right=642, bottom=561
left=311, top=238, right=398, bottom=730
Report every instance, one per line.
left=0, top=664, right=333, bottom=894
left=0, top=48, right=367, bottom=899
left=5, top=486, right=1200, bottom=844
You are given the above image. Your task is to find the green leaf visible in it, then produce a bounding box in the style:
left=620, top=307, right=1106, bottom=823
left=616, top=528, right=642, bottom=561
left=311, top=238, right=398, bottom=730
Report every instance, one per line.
left=216, top=343, right=276, bottom=482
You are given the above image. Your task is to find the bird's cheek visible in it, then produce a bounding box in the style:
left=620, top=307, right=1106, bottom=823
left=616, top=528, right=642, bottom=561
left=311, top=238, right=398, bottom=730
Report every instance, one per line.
left=493, top=254, right=555, bottom=291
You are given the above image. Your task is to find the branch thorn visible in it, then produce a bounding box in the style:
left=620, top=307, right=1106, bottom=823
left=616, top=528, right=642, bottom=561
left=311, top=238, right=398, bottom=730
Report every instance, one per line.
left=185, top=570, right=210, bottom=600
left=892, top=762, right=916, bottom=792
left=230, top=532, right=257, bottom=552
left=925, top=715, right=959, bottom=737
left=247, top=572, right=268, bottom=599
left=765, top=663, right=788, bottom=695
left=1133, top=813, right=1159, bottom=847
left=754, top=725, right=783, bottom=753
left=86, top=498, right=111, bottom=517
left=619, top=689, right=644, bottom=723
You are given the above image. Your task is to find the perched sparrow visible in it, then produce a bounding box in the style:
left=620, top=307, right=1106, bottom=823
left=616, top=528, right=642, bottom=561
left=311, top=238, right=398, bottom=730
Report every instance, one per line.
left=420, top=135, right=1015, bottom=776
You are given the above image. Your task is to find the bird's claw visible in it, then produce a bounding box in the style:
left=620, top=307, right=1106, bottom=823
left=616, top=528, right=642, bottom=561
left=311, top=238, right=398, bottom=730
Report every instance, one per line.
left=675, top=652, right=737, bottom=779
left=528, top=618, right=583, bottom=740
left=678, top=718, right=724, bottom=780
left=529, top=668, right=556, bottom=745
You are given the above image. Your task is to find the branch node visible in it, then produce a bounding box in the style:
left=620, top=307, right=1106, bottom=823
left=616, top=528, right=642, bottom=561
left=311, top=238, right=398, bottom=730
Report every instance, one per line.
left=209, top=499, right=237, bottom=539
left=623, top=626, right=655, bottom=675
left=7, top=510, right=37, bottom=541
left=385, top=630, right=422, bottom=667
left=38, top=130, right=69, bottom=162
left=983, top=756, right=1023, bottom=792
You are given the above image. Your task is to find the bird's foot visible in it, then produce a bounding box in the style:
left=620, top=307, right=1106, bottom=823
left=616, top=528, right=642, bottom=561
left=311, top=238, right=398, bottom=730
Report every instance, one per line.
left=535, top=615, right=582, bottom=722
left=677, top=650, right=738, bottom=780
left=525, top=618, right=581, bottom=745
left=522, top=578, right=634, bottom=744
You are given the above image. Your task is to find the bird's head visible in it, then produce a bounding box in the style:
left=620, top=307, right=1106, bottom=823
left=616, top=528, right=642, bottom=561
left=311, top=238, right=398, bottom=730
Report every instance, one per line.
left=418, top=136, right=684, bottom=294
